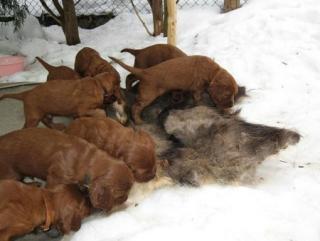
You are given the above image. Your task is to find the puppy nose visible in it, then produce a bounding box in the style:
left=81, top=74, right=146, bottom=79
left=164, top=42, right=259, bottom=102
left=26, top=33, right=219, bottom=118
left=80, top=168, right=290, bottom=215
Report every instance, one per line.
left=135, top=170, right=156, bottom=182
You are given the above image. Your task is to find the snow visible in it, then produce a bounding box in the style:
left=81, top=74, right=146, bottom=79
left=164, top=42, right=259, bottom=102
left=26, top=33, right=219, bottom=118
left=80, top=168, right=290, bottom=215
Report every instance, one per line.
left=2, top=0, right=320, bottom=240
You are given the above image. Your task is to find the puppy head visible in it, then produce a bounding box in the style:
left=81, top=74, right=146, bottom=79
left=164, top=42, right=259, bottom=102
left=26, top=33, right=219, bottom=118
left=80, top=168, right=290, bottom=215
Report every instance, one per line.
left=84, top=54, right=104, bottom=77
left=95, top=72, right=128, bottom=124
left=85, top=48, right=100, bottom=59
left=89, top=162, right=134, bottom=212
left=209, top=69, right=238, bottom=109
left=125, top=131, right=157, bottom=182
left=112, top=96, right=128, bottom=125
left=94, top=72, right=119, bottom=94
left=51, top=184, right=91, bottom=234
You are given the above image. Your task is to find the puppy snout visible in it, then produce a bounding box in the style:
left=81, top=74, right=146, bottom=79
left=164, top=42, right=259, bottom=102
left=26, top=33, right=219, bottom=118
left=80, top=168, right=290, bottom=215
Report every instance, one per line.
left=134, top=169, right=156, bottom=182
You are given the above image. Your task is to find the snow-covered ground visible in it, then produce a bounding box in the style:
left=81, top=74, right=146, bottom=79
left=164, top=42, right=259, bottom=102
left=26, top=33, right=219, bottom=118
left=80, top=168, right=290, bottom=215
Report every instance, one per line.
left=1, top=0, right=320, bottom=240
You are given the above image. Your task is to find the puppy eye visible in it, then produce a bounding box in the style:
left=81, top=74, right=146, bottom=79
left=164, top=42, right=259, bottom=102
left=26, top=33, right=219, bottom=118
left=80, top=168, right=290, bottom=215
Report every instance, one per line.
left=103, top=94, right=117, bottom=104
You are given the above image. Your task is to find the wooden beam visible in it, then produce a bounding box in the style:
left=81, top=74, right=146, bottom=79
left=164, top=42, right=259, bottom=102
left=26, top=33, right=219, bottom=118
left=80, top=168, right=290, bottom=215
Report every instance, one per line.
left=167, top=0, right=177, bottom=46
left=223, top=0, right=240, bottom=12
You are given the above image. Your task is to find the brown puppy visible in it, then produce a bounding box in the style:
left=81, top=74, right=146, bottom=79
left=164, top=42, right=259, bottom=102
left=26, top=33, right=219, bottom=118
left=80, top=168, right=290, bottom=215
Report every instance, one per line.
left=121, top=44, right=187, bottom=90
left=0, top=72, right=121, bottom=129
left=75, top=47, right=127, bottom=123
left=0, top=180, right=91, bottom=241
left=36, top=57, right=80, bottom=81
left=122, top=44, right=246, bottom=102
left=65, top=117, right=157, bottom=182
left=0, top=128, right=134, bottom=212
left=75, top=47, right=119, bottom=77
left=109, top=55, right=239, bottom=124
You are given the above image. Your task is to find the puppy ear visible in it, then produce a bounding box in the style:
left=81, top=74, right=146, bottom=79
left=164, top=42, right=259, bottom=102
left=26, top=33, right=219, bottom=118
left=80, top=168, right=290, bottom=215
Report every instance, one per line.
left=86, top=64, right=96, bottom=77
left=70, top=214, right=82, bottom=231
left=208, top=79, right=231, bottom=106
left=59, top=211, right=82, bottom=234
left=208, top=80, right=220, bottom=102
left=89, top=181, right=113, bottom=212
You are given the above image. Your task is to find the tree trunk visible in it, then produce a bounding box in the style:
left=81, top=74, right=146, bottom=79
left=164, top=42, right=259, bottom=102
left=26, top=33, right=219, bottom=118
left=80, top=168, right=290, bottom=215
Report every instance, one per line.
left=223, top=0, right=240, bottom=12
left=62, top=0, right=80, bottom=45
left=147, top=0, right=163, bottom=36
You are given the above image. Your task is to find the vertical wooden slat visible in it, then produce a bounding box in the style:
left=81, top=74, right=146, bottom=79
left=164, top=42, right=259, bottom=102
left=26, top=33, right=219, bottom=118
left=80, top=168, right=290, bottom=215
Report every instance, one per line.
left=223, top=0, right=240, bottom=12
left=163, top=0, right=168, bottom=37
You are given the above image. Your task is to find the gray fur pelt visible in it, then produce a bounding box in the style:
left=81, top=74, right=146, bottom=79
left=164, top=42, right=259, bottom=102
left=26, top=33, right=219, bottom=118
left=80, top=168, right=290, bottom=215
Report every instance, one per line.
left=138, top=106, right=300, bottom=186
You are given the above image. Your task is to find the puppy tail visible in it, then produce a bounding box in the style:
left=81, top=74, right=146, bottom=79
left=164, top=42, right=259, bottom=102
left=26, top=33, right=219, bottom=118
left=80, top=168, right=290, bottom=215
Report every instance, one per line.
left=36, top=57, right=55, bottom=72
left=0, top=91, right=27, bottom=101
left=120, top=48, right=140, bottom=56
left=108, top=56, right=144, bottom=77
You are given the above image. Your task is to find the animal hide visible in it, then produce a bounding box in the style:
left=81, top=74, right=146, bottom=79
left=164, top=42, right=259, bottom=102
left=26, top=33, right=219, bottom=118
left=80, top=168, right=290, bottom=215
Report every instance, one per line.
left=135, top=104, right=300, bottom=186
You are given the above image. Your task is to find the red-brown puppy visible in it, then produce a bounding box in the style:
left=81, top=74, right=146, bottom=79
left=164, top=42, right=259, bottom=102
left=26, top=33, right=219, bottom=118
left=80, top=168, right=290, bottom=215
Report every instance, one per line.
left=75, top=47, right=127, bottom=123
left=109, top=55, right=239, bottom=124
left=36, top=57, right=80, bottom=81
left=0, top=128, right=134, bottom=212
left=121, top=44, right=187, bottom=90
left=75, top=47, right=119, bottom=78
left=0, top=72, right=120, bottom=129
left=122, top=44, right=247, bottom=102
left=0, top=180, right=91, bottom=241
left=65, top=117, right=157, bottom=182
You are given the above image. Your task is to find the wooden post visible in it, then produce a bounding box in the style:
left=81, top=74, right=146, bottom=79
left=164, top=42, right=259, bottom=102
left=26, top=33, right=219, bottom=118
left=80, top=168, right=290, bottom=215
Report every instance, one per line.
left=223, top=0, right=240, bottom=12
left=163, top=0, right=168, bottom=37
left=167, top=0, right=176, bottom=46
